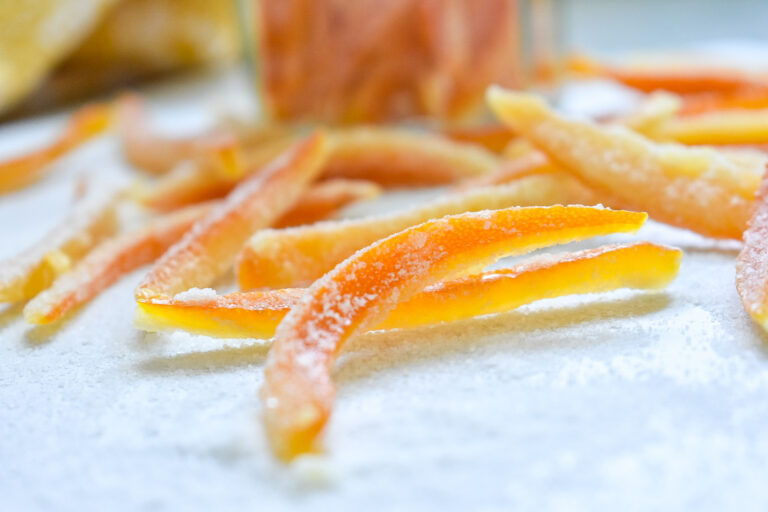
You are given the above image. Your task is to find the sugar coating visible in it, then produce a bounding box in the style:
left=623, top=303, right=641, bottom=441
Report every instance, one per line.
left=173, top=287, right=219, bottom=303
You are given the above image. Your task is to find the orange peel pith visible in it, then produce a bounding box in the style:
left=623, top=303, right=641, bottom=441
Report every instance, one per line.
left=24, top=203, right=213, bottom=325
left=136, top=242, right=680, bottom=339
left=0, top=103, right=111, bottom=194
left=135, top=132, right=328, bottom=300
left=737, top=168, right=768, bottom=330
left=0, top=191, right=117, bottom=302
left=237, top=174, right=599, bottom=290
left=487, top=86, right=758, bottom=239
left=261, top=205, right=647, bottom=460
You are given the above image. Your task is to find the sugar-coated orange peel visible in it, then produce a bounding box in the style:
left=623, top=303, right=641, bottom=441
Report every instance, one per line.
left=274, top=179, right=381, bottom=228
left=443, top=123, right=517, bottom=153
left=130, top=135, right=296, bottom=211
left=117, top=93, right=239, bottom=176
left=0, top=191, right=117, bottom=302
left=24, top=203, right=213, bottom=324
left=737, top=167, right=768, bottom=331
left=136, top=242, right=680, bottom=339
left=261, top=205, right=647, bottom=460
left=0, top=103, right=111, bottom=194
left=324, top=127, right=501, bottom=186
left=135, top=132, right=328, bottom=300
left=237, top=174, right=599, bottom=290
left=648, top=109, right=768, bottom=146
left=487, top=87, right=759, bottom=239
left=679, top=87, right=768, bottom=116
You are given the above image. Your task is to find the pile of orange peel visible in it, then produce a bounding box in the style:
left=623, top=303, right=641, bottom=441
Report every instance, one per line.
left=7, top=55, right=768, bottom=462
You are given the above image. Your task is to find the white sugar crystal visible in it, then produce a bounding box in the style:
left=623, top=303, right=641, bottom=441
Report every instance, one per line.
left=172, top=287, right=218, bottom=302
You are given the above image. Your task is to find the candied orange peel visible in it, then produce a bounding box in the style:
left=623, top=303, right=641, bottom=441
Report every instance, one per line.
left=136, top=242, right=680, bottom=339
left=0, top=103, right=111, bottom=194
left=261, top=205, right=647, bottom=459
left=487, top=86, right=759, bottom=239
left=0, top=190, right=118, bottom=302
left=274, top=179, right=381, bottom=228
left=324, top=127, right=501, bottom=186
left=237, top=174, right=599, bottom=290
left=25, top=203, right=213, bottom=324
left=737, top=167, right=768, bottom=330
left=443, top=123, right=517, bottom=153
left=135, top=132, right=328, bottom=300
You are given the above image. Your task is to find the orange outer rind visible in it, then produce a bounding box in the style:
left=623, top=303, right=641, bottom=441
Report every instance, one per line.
left=0, top=103, right=111, bottom=194
left=737, top=168, right=768, bottom=330
left=136, top=242, right=680, bottom=339
left=261, top=205, right=647, bottom=460
left=237, top=174, right=599, bottom=290
left=274, top=179, right=381, bottom=228
left=24, top=203, right=213, bottom=324
left=0, top=190, right=117, bottom=302
left=135, top=132, right=328, bottom=300
left=487, top=86, right=759, bottom=239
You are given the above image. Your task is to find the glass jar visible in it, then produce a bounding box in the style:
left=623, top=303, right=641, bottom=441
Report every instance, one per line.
left=237, top=0, right=562, bottom=125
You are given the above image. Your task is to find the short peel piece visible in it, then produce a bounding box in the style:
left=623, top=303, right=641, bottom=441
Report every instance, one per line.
left=261, top=205, right=647, bottom=459
left=25, top=203, right=213, bottom=324
left=237, top=174, right=599, bottom=290
left=137, top=242, right=680, bottom=339
left=0, top=103, right=111, bottom=194
left=0, top=190, right=117, bottom=302
left=487, top=86, right=759, bottom=239
left=274, top=179, right=381, bottom=228
left=135, top=132, right=328, bottom=300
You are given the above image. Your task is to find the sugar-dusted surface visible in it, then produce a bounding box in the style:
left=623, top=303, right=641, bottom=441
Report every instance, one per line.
left=3, top=68, right=768, bottom=511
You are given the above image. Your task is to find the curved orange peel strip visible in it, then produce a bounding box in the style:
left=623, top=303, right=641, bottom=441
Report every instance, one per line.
left=567, top=54, right=767, bottom=94
left=487, top=87, right=758, bottom=239
left=135, top=132, right=328, bottom=300
left=0, top=191, right=117, bottom=302
left=118, top=93, right=241, bottom=176
left=325, top=127, right=500, bottom=187
left=274, top=179, right=381, bottom=228
left=649, top=109, right=768, bottom=146
left=0, top=103, right=111, bottom=194
left=237, top=174, right=598, bottom=290
left=24, top=203, right=213, bottom=324
left=443, top=123, right=517, bottom=153
left=131, top=136, right=297, bottom=212
left=262, top=205, right=647, bottom=460
left=737, top=167, right=768, bottom=330
left=136, top=242, right=680, bottom=339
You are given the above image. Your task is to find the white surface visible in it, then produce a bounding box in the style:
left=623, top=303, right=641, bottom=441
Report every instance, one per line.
left=3, top=67, right=768, bottom=512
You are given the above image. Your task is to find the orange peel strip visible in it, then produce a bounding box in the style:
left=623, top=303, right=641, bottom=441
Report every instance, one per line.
left=135, top=132, right=328, bottom=300
left=261, top=205, right=647, bottom=459
left=324, top=127, right=501, bottom=187
left=487, top=87, right=759, bottom=239
left=567, top=54, right=767, bottom=94
left=649, top=109, right=768, bottom=146
left=737, top=167, right=768, bottom=330
left=0, top=103, right=111, bottom=194
left=131, top=136, right=297, bottom=211
left=274, top=179, right=381, bottom=228
left=117, top=93, right=239, bottom=176
left=680, top=87, right=768, bottom=116
left=136, top=242, right=680, bottom=339
left=24, top=203, right=213, bottom=324
left=443, top=123, right=517, bottom=153
left=237, top=174, right=598, bottom=290
left=0, top=191, right=117, bottom=302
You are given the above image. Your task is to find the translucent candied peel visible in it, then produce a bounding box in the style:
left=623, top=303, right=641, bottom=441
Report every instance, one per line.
left=137, top=242, right=680, bottom=339
left=650, top=109, right=768, bottom=146
left=487, top=86, right=758, bottom=239
left=237, top=174, right=599, bottom=290
left=0, top=103, right=111, bottom=194
left=25, top=203, right=212, bottom=324
left=324, top=127, right=501, bottom=186
left=261, top=205, right=647, bottom=460
left=274, top=179, right=381, bottom=228
left=135, top=132, right=328, bottom=300
left=737, top=168, right=768, bottom=330
left=0, top=190, right=118, bottom=302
